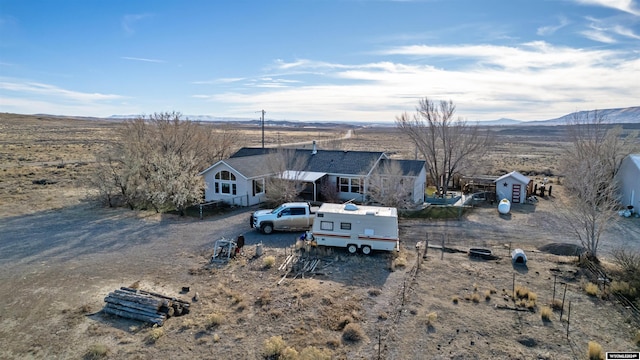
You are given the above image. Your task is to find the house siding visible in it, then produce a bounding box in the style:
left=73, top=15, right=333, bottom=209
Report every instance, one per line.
left=201, top=162, right=265, bottom=206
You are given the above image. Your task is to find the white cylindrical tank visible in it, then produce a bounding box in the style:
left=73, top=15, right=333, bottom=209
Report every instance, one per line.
left=498, top=198, right=511, bottom=214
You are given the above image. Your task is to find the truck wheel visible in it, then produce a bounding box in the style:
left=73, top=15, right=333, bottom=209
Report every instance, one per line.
left=347, top=244, right=357, bottom=254
left=261, top=223, right=273, bottom=234
left=361, top=246, right=372, bottom=255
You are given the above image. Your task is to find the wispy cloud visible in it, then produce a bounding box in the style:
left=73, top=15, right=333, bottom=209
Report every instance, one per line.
left=191, top=77, right=246, bottom=85
left=199, top=42, right=638, bottom=121
left=121, top=56, right=165, bottom=63
left=613, top=24, right=640, bottom=39
left=0, top=80, right=124, bottom=101
left=537, top=16, right=570, bottom=36
left=572, top=0, right=640, bottom=16
left=121, top=14, right=153, bottom=35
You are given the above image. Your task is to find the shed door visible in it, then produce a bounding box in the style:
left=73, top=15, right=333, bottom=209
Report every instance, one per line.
left=512, top=184, right=521, bottom=203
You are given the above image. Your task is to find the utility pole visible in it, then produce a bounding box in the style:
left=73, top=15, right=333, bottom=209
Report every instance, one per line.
left=258, top=109, right=266, bottom=148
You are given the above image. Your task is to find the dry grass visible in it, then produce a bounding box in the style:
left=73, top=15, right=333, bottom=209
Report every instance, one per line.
left=540, top=306, right=552, bottom=321
left=263, top=255, right=276, bottom=268
left=635, top=330, right=640, bottom=346
left=206, top=313, right=225, bottom=329
left=84, top=343, right=108, bottom=359
left=146, top=327, right=165, bottom=344
left=299, top=346, right=332, bottom=360
left=587, top=341, right=604, bottom=360
left=585, top=282, right=599, bottom=296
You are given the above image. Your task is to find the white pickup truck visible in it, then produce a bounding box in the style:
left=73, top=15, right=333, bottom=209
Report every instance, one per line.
left=250, top=202, right=316, bottom=234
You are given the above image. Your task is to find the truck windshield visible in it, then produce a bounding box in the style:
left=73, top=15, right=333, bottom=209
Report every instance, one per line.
left=271, top=204, right=286, bottom=214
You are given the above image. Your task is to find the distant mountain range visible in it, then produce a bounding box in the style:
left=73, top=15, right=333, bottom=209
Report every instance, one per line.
left=470, top=106, right=640, bottom=126
left=106, top=105, right=638, bottom=127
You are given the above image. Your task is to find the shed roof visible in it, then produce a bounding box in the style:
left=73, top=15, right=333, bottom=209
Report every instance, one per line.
left=494, top=171, right=531, bottom=185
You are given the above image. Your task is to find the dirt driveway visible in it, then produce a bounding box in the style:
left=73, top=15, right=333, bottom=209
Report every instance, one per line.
left=0, top=194, right=638, bottom=359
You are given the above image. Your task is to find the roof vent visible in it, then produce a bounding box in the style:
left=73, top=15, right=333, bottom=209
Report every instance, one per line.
left=312, top=140, right=317, bottom=155
left=344, top=203, right=358, bottom=211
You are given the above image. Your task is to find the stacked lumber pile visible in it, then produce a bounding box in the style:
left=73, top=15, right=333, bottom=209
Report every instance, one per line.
left=103, top=287, right=191, bottom=326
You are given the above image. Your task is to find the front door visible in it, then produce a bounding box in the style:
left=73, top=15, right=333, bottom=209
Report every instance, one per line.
left=512, top=184, right=521, bottom=203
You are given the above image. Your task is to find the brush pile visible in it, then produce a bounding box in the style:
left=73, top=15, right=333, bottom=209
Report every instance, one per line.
left=103, top=287, right=190, bottom=326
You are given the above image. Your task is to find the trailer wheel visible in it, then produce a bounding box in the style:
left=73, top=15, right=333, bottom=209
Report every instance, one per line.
left=261, top=223, right=273, bottom=234
left=347, top=244, right=357, bottom=254
left=361, top=245, right=372, bottom=255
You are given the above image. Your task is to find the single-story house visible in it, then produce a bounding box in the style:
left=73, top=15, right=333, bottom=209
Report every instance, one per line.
left=617, top=154, right=640, bottom=212
left=199, top=143, right=427, bottom=207
left=493, top=171, right=532, bottom=204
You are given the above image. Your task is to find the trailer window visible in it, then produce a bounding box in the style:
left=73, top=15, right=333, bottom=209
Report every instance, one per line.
left=340, top=222, right=351, bottom=230
left=320, top=221, right=334, bottom=231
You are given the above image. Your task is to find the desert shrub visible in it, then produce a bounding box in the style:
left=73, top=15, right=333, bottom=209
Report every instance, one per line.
left=473, top=283, right=478, bottom=291
left=393, top=256, right=407, bottom=268
left=484, top=290, right=491, bottom=301
left=378, top=312, right=388, bottom=320
left=551, top=299, right=563, bottom=310
left=528, top=292, right=537, bottom=303
left=84, top=344, right=108, bottom=359
left=299, top=346, right=332, bottom=360
left=368, top=288, right=382, bottom=297
left=269, top=309, right=284, bottom=319
left=612, top=248, right=640, bottom=276
left=635, top=330, right=640, bottom=346
left=336, top=315, right=353, bottom=330
left=281, top=347, right=299, bottom=360
left=213, top=333, right=221, bottom=342
left=587, top=341, right=604, bottom=360
left=342, top=323, right=365, bottom=343
left=471, top=293, right=481, bottom=303
left=515, top=285, right=530, bottom=299
left=585, top=282, right=599, bottom=296
left=146, top=327, right=165, bottom=344
left=263, top=335, right=287, bottom=358
left=206, top=313, right=225, bottom=329
left=526, top=300, right=536, bottom=310
left=540, top=306, right=552, bottom=321
left=257, top=290, right=272, bottom=306
left=611, top=281, right=637, bottom=298
left=263, top=255, right=276, bottom=268
left=426, top=312, right=437, bottom=327
left=452, top=296, right=459, bottom=304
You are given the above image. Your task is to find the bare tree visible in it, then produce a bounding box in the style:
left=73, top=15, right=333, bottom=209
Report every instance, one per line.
left=263, top=149, right=308, bottom=206
left=561, top=110, right=637, bottom=260
left=396, top=98, right=493, bottom=196
left=92, top=112, right=223, bottom=215
left=365, top=160, right=415, bottom=209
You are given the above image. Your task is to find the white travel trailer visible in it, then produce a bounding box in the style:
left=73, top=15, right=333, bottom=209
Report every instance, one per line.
left=309, top=203, right=399, bottom=254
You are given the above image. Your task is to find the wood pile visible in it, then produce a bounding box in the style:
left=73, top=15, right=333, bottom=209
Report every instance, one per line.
left=103, top=287, right=191, bottom=326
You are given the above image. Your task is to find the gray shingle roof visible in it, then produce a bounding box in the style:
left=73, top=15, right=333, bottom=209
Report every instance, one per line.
left=378, top=159, right=426, bottom=176
left=230, top=147, right=385, bottom=176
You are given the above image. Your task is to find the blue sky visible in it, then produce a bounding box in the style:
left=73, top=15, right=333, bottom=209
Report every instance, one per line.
left=1, top=0, right=639, bottom=122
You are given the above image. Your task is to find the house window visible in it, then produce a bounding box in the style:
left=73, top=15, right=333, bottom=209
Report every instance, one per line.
left=340, top=222, right=351, bottom=230
left=320, top=221, right=334, bottom=231
left=214, top=170, right=237, bottom=195
left=338, top=177, right=363, bottom=193
left=253, top=178, right=265, bottom=196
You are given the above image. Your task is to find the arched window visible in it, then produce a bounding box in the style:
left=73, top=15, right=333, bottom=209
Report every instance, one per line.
left=214, top=171, right=237, bottom=195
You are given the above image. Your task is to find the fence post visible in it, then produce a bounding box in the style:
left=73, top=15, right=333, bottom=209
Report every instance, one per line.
left=423, top=233, right=428, bottom=259
left=566, top=301, right=571, bottom=338
left=560, top=283, right=567, bottom=321
left=512, top=273, right=516, bottom=302
left=552, top=275, right=557, bottom=302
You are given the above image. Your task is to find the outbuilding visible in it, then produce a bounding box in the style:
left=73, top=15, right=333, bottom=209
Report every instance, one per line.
left=617, top=154, right=640, bottom=213
left=493, top=171, right=532, bottom=204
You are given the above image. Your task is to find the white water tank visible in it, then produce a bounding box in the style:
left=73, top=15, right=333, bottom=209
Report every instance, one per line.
left=498, top=198, right=511, bottom=214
